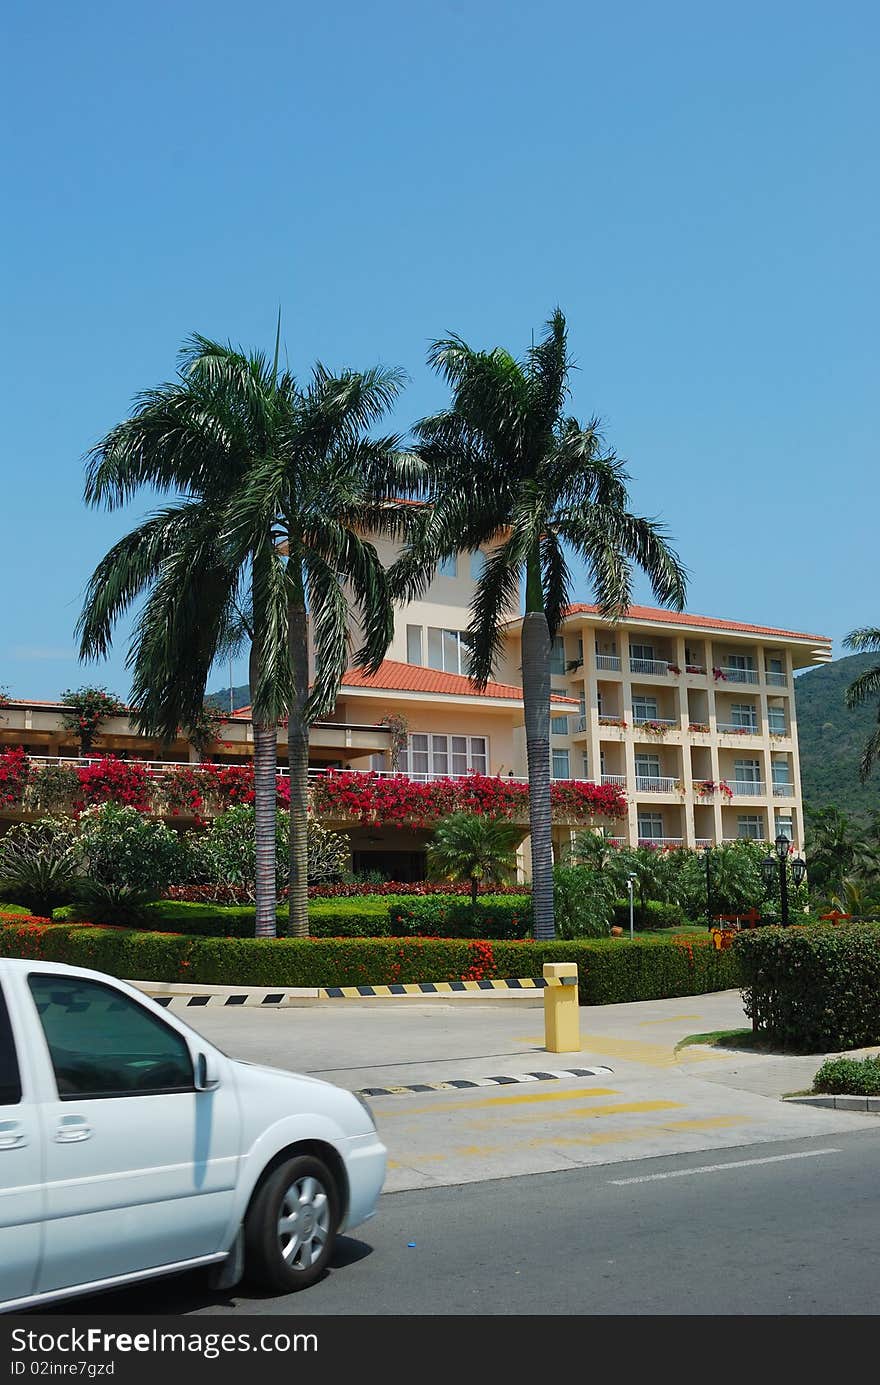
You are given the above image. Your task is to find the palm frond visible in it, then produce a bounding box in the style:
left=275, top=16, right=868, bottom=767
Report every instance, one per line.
left=844, top=628, right=880, bottom=654
left=844, top=665, right=880, bottom=709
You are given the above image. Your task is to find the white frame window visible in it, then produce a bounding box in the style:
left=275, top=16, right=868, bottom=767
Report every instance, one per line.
left=630, top=643, right=655, bottom=663
left=551, top=715, right=569, bottom=736
left=406, top=624, right=423, bottom=666
left=726, top=653, right=755, bottom=671
left=737, top=815, right=765, bottom=840
left=399, top=733, right=488, bottom=778
left=635, top=753, right=661, bottom=779
left=632, top=696, right=659, bottom=722
left=767, top=705, right=786, bottom=734
left=549, top=636, right=566, bottom=675
left=731, top=702, right=758, bottom=730
left=775, top=815, right=794, bottom=841
left=551, top=748, right=571, bottom=780
left=637, top=812, right=664, bottom=841
left=426, top=627, right=471, bottom=676
left=734, top=759, right=761, bottom=782
left=771, top=759, right=792, bottom=786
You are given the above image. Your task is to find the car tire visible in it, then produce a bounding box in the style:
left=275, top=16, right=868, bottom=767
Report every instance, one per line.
left=244, top=1155, right=340, bottom=1292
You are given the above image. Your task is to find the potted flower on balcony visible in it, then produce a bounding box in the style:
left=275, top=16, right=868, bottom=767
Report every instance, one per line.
left=688, top=721, right=710, bottom=733
left=685, top=664, right=703, bottom=674
left=640, top=719, right=668, bottom=736
left=666, top=663, right=681, bottom=675
left=712, top=667, right=727, bottom=681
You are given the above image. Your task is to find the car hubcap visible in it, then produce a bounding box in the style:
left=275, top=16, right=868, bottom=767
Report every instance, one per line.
left=277, top=1175, right=330, bottom=1269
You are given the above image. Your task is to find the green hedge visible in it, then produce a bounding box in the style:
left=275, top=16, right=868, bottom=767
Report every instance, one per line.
left=812, top=1055, right=880, bottom=1095
left=735, top=923, right=880, bottom=1051
left=611, top=900, right=687, bottom=931
left=387, top=896, right=533, bottom=939
left=0, top=917, right=740, bottom=1003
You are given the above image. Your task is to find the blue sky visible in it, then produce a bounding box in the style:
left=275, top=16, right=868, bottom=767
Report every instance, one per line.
left=2, top=0, right=876, bottom=700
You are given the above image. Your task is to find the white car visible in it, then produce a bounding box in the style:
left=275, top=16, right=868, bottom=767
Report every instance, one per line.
left=0, top=957, right=386, bottom=1311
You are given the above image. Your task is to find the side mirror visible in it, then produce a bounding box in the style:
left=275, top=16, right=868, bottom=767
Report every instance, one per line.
left=194, top=1050, right=221, bottom=1091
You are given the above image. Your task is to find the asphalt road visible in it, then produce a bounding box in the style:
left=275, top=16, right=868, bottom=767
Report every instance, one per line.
left=60, top=1128, right=880, bottom=1316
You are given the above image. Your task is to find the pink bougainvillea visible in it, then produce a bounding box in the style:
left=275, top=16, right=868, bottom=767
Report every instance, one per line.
left=0, top=746, right=29, bottom=807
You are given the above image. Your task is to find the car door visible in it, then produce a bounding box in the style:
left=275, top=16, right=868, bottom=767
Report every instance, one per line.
left=0, top=973, right=44, bottom=1305
left=26, top=972, right=240, bottom=1294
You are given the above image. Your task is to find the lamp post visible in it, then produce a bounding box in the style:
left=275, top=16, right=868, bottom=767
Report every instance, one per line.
left=626, top=874, right=636, bottom=940
left=761, top=833, right=807, bottom=926
left=703, top=844, right=714, bottom=931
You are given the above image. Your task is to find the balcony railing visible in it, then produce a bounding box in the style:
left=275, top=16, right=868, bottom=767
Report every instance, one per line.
left=765, top=671, right=787, bottom=687
left=601, top=774, right=627, bottom=787
left=721, top=666, right=759, bottom=683
left=595, top=653, right=621, bottom=671
left=717, top=722, right=760, bottom=735
left=632, top=716, right=678, bottom=729
left=635, top=776, right=679, bottom=793
left=772, top=782, right=795, bottom=797
left=574, top=714, right=589, bottom=733
left=730, top=780, right=766, bottom=797
left=638, top=836, right=683, bottom=846
left=629, top=658, right=671, bottom=676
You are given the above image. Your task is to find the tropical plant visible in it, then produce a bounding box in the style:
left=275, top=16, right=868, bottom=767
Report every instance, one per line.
left=395, top=309, right=686, bottom=937
left=552, top=864, right=617, bottom=938
left=59, top=686, right=126, bottom=753
left=0, top=819, right=78, bottom=915
left=843, top=627, right=880, bottom=780
left=427, top=812, right=522, bottom=906
left=74, top=802, right=185, bottom=897
left=378, top=713, right=409, bottom=770
left=78, top=331, right=416, bottom=938
left=568, top=828, right=629, bottom=890
left=184, top=704, right=227, bottom=760
left=185, top=806, right=349, bottom=906
left=827, top=879, right=880, bottom=921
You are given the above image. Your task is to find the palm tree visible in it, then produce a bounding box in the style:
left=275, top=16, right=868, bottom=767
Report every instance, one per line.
left=396, top=309, right=687, bottom=938
left=844, top=628, right=880, bottom=780
left=427, top=812, right=521, bottom=906
left=78, top=332, right=417, bottom=937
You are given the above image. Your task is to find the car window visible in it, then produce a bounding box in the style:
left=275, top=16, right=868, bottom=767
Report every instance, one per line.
left=28, top=975, right=194, bottom=1100
left=0, top=982, right=22, bottom=1106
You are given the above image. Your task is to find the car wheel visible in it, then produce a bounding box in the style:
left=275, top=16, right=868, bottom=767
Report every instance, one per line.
left=244, top=1155, right=340, bottom=1292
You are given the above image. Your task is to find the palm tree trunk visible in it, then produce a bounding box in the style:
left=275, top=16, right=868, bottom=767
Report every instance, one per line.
left=287, top=585, right=310, bottom=939
left=250, top=640, right=278, bottom=939
left=521, top=604, right=555, bottom=940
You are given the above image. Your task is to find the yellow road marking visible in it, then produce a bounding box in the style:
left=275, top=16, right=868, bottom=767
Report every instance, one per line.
left=636, top=1015, right=704, bottom=1025
left=465, top=1099, right=683, bottom=1129
left=376, top=1087, right=620, bottom=1117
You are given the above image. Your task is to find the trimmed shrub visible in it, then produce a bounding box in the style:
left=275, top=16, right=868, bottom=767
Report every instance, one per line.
left=812, top=1055, right=880, bottom=1095
left=735, top=923, right=880, bottom=1051
left=388, top=896, right=533, bottom=940
left=611, top=900, right=687, bottom=930
left=0, top=915, right=741, bottom=1001
left=552, top=867, right=616, bottom=938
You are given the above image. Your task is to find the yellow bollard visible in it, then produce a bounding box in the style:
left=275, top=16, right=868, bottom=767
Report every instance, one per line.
left=543, top=962, right=580, bottom=1053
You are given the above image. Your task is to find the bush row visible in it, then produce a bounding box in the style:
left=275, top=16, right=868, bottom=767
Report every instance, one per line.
left=735, top=923, right=880, bottom=1051
left=0, top=915, right=740, bottom=1003
left=611, top=900, right=686, bottom=930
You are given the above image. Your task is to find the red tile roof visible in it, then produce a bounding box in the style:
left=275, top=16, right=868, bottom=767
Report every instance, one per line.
left=232, top=660, right=578, bottom=714
left=561, top=604, right=831, bottom=643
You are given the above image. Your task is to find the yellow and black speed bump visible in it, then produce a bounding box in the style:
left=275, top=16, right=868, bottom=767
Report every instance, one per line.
left=320, top=976, right=556, bottom=998
left=357, top=1066, right=612, bottom=1097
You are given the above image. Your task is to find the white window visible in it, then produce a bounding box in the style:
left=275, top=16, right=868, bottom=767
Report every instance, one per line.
left=578, top=693, right=587, bottom=719
left=635, top=754, right=661, bottom=779
left=630, top=643, right=655, bottom=662
left=632, top=696, right=658, bottom=722
left=638, top=812, right=664, bottom=841
left=551, top=715, right=569, bottom=736
left=737, top=815, right=765, bottom=840
left=469, top=551, right=486, bottom=581
left=734, top=759, right=761, bottom=782
left=427, top=628, right=471, bottom=675
left=726, top=653, right=754, bottom=671
left=438, top=555, right=457, bottom=578
left=775, top=815, right=794, bottom=841
left=551, top=749, right=571, bottom=780
left=772, top=759, right=792, bottom=786
left=581, top=753, right=590, bottom=779
left=399, top=733, right=487, bottom=778
left=767, top=656, right=784, bottom=675
left=550, top=636, right=566, bottom=675
left=767, top=706, right=786, bottom=734
left=731, top=703, right=758, bottom=729
left=599, top=749, right=607, bottom=776
left=406, top=624, right=423, bottom=666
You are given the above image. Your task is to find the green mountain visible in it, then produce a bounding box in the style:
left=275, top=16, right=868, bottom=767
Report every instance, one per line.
left=795, top=652, right=880, bottom=819
left=205, top=684, right=251, bottom=713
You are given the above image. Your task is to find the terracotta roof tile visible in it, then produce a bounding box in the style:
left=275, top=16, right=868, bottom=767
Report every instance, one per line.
left=561, top=604, right=831, bottom=643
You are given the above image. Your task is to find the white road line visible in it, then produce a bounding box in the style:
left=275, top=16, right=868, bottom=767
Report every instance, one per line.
left=609, top=1148, right=842, bottom=1185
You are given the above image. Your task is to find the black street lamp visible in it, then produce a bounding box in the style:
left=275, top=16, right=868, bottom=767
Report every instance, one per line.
left=703, top=844, right=714, bottom=930
left=761, top=833, right=807, bottom=926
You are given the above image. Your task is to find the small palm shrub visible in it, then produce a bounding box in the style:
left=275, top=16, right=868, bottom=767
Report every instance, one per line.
left=427, top=812, right=521, bottom=906
left=0, top=819, right=79, bottom=915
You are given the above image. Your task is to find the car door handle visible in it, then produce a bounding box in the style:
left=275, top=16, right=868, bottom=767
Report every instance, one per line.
left=54, top=1115, right=93, bottom=1143
left=0, top=1121, right=26, bottom=1150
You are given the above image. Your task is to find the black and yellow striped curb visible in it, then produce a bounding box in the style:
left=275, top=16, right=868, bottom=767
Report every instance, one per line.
left=357, top=1066, right=612, bottom=1097
left=320, top=976, right=571, bottom=998
left=151, top=992, right=290, bottom=1009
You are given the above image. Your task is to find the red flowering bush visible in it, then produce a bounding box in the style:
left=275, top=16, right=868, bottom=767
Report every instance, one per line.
left=311, top=771, right=626, bottom=826
left=0, top=747, right=29, bottom=807
left=75, top=758, right=152, bottom=812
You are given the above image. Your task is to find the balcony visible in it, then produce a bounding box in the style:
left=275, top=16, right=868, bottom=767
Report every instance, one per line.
left=633, top=717, right=678, bottom=733
left=638, top=836, right=683, bottom=847
left=730, top=780, right=766, bottom=797
left=601, top=774, right=627, bottom=787
left=720, top=666, right=759, bottom=684
left=574, top=715, right=589, bottom=733
left=717, top=722, right=760, bottom=736
left=596, top=653, right=621, bottom=671
left=629, top=657, right=671, bottom=677
left=635, top=776, right=680, bottom=793
left=772, top=782, right=795, bottom=797
left=765, top=671, right=787, bottom=687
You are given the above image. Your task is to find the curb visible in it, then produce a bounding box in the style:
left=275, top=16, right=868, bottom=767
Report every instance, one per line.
left=130, top=978, right=551, bottom=1007
left=360, top=1066, right=613, bottom=1097
left=785, top=1094, right=880, bottom=1114
left=322, top=977, right=552, bottom=998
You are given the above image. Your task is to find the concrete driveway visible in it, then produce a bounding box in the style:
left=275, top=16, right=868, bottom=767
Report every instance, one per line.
left=175, top=989, right=878, bottom=1190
